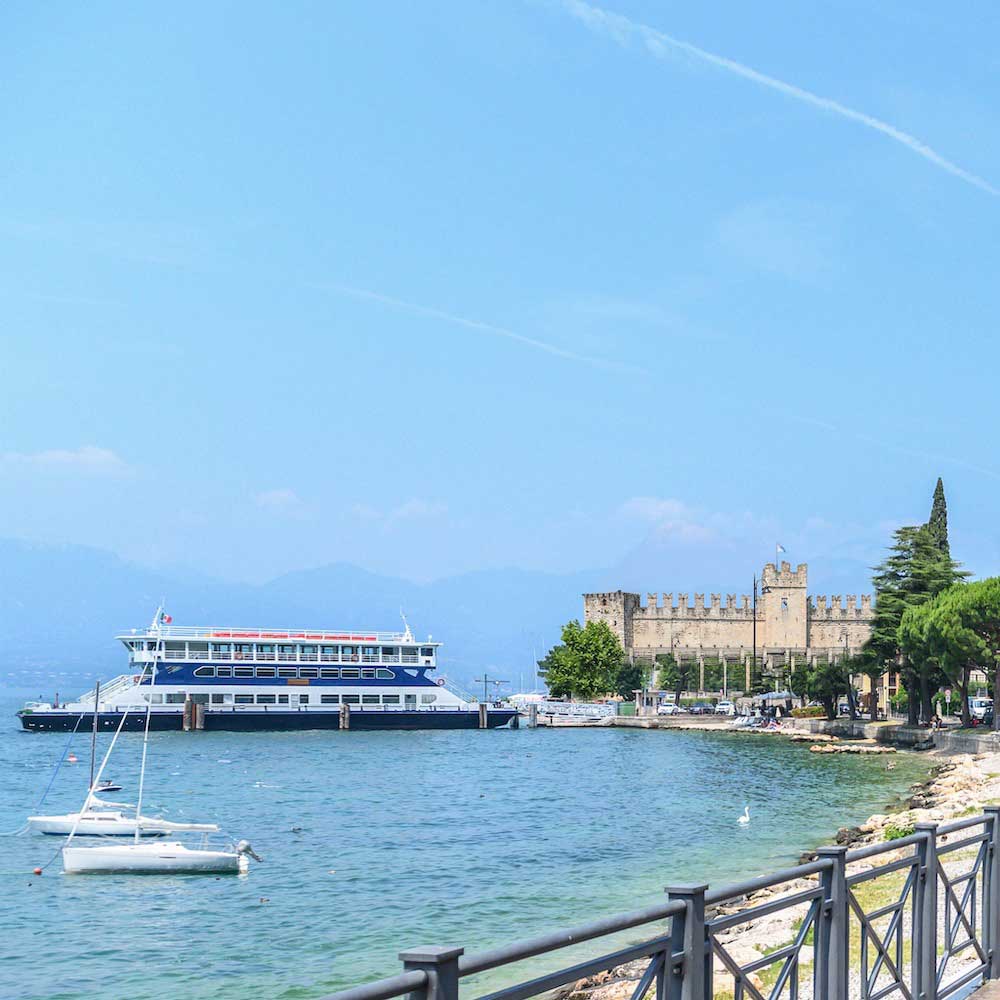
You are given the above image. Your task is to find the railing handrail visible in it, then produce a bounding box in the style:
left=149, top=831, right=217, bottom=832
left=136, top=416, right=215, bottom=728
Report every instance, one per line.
left=321, top=809, right=1000, bottom=1000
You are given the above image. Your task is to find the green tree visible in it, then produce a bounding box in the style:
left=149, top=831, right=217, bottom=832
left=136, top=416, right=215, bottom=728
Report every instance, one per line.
left=921, top=580, right=1000, bottom=729
left=806, top=658, right=848, bottom=720
left=867, top=519, right=965, bottom=724
left=613, top=659, right=647, bottom=701
left=538, top=620, right=624, bottom=700
left=655, top=652, right=690, bottom=705
left=927, top=477, right=950, bottom=557
left=789, top=660, right=810, bottom=707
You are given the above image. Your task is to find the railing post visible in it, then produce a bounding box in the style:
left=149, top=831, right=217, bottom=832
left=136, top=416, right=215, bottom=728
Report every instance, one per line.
left=984, top=807, right=1000, bottom=978
left=816, top=846, right=849, bottom=1000
left=666, top=884, right=709, bottom=1000
left=399, top=946, right=464, bottom=1000
left=914, top=822, right=939, bottom=1000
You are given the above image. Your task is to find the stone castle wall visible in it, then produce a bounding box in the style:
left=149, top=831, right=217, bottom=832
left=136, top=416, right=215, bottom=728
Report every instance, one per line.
left=584, top=562, right=873, bottom=662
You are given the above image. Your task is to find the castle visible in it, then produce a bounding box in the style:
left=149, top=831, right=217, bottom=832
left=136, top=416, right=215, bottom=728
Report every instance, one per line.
left=584, top=562, right=874, bottom=691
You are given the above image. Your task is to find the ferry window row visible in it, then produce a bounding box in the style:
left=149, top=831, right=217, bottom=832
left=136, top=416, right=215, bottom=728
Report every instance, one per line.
left=190, top=665, right=400, bottom=679
left=146, top=692, right=438, bottom=707
left=153, top=641, right=436, bottom=663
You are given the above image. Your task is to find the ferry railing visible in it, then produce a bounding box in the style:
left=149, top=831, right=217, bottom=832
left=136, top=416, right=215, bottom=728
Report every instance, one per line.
left=319, top=810, right=1000, bottom=1000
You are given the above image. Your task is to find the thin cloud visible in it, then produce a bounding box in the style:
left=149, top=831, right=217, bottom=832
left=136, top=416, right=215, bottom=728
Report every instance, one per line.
left=562, top=0, right=999, bottom=197
left=1, top=445, right=128, bottom=473
left=310, top=282, right=644, bottom=374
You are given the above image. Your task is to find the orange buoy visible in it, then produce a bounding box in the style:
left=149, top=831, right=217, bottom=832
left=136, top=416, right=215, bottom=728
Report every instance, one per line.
left=33, top=868, right=42, bottom=875
left=67, top=754, right=78, bottom=763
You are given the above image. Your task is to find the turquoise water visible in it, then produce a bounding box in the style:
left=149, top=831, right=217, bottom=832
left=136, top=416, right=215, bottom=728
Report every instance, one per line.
left=0, top=696, right=929, bottom=999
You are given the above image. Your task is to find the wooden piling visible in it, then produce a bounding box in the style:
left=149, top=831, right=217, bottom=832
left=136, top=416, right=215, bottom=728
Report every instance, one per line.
left=478, top=703, right=488, bottom=729
left=182, top=697, right=193, bottom=731
left=339, top=702, right=350, bottom=730
left=194, top=702, right=205, bottom=730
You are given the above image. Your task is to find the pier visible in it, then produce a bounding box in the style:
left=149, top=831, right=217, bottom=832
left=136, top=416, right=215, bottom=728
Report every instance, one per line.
left=322, top=809, right=1000, bottom=1000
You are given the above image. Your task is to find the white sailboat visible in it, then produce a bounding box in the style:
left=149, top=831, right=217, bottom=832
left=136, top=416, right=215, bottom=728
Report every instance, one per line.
left=62, top=839, right=253, bottom=874
left=29, top=798, right=220, bottom=837
left=60, top=612, right=260, bottom=875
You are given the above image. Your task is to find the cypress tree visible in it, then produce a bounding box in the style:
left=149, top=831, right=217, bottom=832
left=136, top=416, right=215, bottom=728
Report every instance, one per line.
left=928, top=478, right=950, bottom=557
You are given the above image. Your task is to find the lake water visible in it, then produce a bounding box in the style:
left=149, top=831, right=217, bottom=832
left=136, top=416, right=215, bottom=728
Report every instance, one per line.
left=0, top=696, right=930, bottom=999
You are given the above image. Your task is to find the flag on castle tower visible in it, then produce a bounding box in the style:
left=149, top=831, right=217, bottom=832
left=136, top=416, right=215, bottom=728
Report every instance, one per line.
left=776, top=544, right=786, bottom=554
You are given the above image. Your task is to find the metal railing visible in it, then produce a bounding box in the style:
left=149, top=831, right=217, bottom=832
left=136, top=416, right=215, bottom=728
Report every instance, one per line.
left=320, top=809, right=1000, bottom=1000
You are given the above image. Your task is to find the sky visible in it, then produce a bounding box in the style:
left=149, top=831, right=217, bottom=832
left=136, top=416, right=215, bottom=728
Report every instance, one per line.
left=2, top=1, right=999, bottom=591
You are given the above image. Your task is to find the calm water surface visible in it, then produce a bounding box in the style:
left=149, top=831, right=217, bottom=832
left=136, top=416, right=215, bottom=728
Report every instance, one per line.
left=0, top=696, right=929, bottom=999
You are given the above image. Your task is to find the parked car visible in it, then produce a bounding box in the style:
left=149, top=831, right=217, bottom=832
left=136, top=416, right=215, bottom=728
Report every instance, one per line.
left=715, top=700, right=735, bottom=716
left=969, top=698, right=994, bottom=721
left=689, top=703, right=713, bottom=715
left=657, top=703, right=681, bottom=716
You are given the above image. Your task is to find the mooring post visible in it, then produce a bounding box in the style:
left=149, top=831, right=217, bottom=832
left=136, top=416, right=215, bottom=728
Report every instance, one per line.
left=528, top=704, right=538, bottom=728
left=339, top=702, right=350, bottom=731
left=985, top=806, right=1000, bottom=978
left=478, top=703, right=488, bottom=729
left=914, top=822, right=939, bottom=1000
left=182, top=697, right=193, bottom=732
left=400, top=945, right=463, bottom=1000
left=666, top=884, right=708, bottom=1000
left=816, top=846, right=849, bottom=1000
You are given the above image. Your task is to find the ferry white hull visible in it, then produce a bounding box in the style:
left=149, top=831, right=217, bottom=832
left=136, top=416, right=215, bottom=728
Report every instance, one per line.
left=62, top=841, right=245, bottom=875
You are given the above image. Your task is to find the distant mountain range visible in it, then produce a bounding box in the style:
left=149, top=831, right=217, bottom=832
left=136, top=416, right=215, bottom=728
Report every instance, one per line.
left=0, top=535, right=876, bottom=696
left=0, top=538, right=597, bottom=693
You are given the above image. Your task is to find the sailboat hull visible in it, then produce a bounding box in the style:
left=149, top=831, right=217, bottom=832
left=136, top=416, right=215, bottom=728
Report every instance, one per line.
left=28, top=813, right=166, bottom=836
left=63, top=842, right=245, bottom=875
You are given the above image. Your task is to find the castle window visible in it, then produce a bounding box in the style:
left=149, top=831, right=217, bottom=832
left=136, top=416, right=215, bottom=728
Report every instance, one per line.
left=781, top=598, right=788, bottom=612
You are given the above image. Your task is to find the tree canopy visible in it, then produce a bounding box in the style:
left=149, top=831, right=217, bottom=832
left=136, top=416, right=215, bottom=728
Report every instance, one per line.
left=538, top=620, right=625, bottom=700
left=900, top=579, right=1000, bottom=728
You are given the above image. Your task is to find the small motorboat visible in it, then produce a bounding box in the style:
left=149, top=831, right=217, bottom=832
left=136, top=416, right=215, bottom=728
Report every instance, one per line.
left=62, top=840, right=256, bottom=875
left=93, top=779, right=122, bottom=793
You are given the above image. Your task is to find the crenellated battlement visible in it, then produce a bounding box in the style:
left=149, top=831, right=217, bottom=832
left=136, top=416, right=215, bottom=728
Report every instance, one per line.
left=761, top=561, right=807, bottom=588
left=635, top=592, right=756, bottom=618
left=810, top=593, right=874, bottom=618
left=585, top=561, right=876, bottom=661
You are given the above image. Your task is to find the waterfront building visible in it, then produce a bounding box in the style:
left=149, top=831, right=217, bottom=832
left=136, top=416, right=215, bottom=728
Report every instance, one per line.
left=585, top=562, right=893, bottom=705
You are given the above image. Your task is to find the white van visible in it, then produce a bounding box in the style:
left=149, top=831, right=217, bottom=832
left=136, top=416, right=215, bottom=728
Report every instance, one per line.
left=970, top=697, right=994, bottom=721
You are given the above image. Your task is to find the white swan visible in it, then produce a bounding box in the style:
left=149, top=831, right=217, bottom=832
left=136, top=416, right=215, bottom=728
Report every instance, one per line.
left=737, top=805, right=750, bottom=826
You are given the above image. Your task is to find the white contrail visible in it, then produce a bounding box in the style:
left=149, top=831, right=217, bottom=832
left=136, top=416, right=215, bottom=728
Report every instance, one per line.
left=562, top=0, right=998, bottom=197
left=310, top=282, right=644, bottom=373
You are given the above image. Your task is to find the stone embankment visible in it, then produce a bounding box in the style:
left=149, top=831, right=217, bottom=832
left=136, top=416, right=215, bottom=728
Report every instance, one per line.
left=559, top=750, right=999, bottom=1000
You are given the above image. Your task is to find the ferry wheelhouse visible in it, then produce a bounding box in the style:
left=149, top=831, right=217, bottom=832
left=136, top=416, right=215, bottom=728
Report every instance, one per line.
left=18, top=612, right=518, bottom=732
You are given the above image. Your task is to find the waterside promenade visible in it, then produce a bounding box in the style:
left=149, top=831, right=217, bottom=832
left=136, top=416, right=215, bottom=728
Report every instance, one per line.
left=323, top=806, right=1000, bottom=1000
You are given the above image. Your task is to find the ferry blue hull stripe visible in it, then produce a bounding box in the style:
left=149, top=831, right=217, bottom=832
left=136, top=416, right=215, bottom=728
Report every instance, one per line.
left=18, top=710, right=519, bottom=733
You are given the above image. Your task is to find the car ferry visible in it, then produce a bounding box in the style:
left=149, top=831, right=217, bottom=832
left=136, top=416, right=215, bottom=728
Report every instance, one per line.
left=17, top=610, right=518, bottom=732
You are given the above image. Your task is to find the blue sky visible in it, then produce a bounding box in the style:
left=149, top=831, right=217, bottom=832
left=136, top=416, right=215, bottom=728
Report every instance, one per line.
left=2, top=1, right=998, bottom=589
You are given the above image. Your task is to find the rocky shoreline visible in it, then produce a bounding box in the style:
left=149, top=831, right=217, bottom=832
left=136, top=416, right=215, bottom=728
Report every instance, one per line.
left=560, top=747, right=995, bottom=1000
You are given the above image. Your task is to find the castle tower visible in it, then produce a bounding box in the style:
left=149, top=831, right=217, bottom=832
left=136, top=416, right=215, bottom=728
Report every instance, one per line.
left=759, top=562, right=808, bottom=651
left=583, top=591, right=639, bottom=653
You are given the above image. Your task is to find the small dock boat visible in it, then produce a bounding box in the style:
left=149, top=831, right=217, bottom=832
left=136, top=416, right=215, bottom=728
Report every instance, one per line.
left=63, top=840, right=253, bottom=875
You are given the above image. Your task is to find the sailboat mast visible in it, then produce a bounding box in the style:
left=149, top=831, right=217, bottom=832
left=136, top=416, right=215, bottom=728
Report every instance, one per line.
left=133, top=628, right=160, bottom=844
left=89, top=680, right=100, bottom=792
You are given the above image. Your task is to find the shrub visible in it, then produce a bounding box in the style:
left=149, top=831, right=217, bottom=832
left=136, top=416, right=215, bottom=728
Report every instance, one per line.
left=883, top=823, right=916, bottom=841
left=791, top=705, right=826, bottom=718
